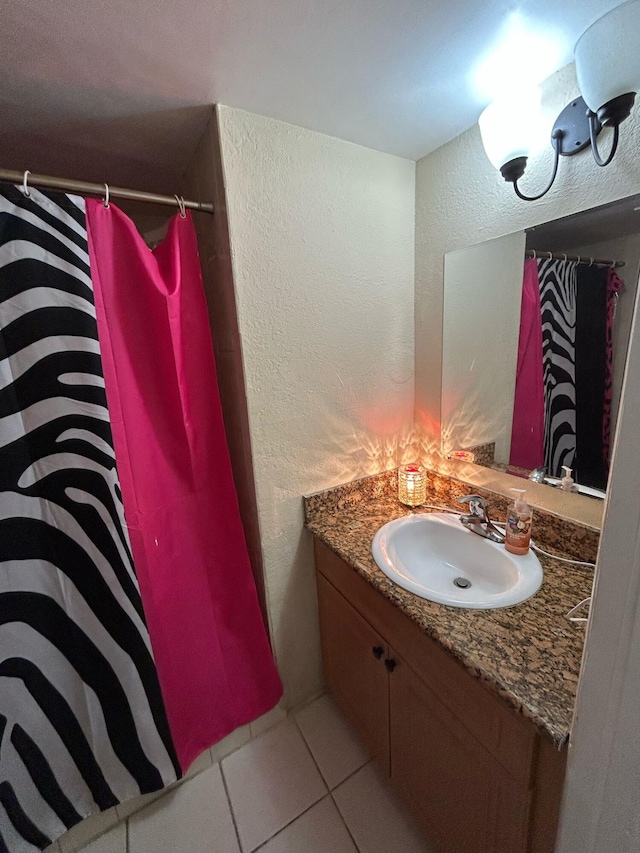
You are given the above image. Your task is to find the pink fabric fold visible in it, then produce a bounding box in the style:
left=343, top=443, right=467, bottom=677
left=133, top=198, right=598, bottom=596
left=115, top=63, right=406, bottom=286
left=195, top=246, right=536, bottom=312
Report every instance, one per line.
left=509, top=259, right=544, bottom=471
left=86, top=201, right=282, bottom=771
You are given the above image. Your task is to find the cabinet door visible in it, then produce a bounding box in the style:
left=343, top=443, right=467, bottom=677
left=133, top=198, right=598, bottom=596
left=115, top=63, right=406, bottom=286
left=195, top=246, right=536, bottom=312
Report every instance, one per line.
left=389, top=654, right=531, bottom=853
left=317, top=573, right=390, bottom=771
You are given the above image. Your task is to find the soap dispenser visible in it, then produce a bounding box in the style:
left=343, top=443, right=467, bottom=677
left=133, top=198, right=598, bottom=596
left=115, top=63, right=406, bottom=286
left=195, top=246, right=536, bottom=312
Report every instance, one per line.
left=559, top=466, right=579, bottom=492
left=505, top=489, right=533, bottom=555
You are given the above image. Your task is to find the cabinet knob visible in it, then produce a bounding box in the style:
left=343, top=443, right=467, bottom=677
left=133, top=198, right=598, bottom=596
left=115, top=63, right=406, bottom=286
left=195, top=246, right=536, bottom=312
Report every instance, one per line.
left=385, top=658, right=397, bottom=673
left=372, top=646, right=384, bottom=659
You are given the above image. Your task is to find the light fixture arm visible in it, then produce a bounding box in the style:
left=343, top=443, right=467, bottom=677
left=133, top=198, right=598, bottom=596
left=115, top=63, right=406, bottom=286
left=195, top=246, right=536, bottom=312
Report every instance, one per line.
left=588, top=111, right=620, bottom=167
left=512, top=130, right=563, bottom=202
left=480, top=1, right=640, bottom=201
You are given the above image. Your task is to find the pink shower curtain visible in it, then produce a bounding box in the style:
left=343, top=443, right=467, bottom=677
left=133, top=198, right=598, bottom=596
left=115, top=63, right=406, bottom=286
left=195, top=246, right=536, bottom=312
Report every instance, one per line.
left=85, top=201, right=282, bottom=771
left=509, top=259, right=544, bottom=471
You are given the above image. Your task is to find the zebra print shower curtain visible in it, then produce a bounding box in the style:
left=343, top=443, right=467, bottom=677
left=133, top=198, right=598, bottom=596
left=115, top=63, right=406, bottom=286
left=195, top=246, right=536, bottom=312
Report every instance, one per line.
left=0, top=185, right=281, bottom=851
left=0, top=186, right=180, bottom=851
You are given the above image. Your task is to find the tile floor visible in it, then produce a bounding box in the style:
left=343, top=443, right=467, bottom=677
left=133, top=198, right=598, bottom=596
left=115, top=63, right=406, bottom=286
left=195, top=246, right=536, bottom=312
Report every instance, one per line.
left=77, top=693, right=435, bottom=853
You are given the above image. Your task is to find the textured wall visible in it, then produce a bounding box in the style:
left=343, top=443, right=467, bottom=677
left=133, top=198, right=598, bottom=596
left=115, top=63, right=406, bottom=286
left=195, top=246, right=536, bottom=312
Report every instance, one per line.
left=218, top=106, right=416, bottom=707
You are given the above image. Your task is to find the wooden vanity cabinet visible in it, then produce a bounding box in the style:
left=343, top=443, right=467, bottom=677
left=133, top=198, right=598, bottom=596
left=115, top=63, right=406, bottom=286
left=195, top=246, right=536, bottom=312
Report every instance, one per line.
left=317, top=570, right=390, bottom=771
left=315, top=539, right=566, bottom=853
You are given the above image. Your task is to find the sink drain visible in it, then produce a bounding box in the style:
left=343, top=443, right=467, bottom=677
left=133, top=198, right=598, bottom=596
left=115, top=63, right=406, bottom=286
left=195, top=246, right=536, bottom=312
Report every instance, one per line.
left=453, top=577, right=472, bottom=589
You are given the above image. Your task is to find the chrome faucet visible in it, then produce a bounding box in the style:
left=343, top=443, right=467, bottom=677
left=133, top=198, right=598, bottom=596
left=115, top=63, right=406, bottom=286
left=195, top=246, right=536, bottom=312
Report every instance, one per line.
left=457, top=494, right=505, bottom=543
left=529, top=467, right=562, bottom=487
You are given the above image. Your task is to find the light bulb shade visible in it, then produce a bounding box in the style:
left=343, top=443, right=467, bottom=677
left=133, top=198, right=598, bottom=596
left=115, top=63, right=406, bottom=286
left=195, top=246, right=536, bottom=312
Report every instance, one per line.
left=575, top=0, right=640, bottom=114
left=478, top=87, right=542, bottom=170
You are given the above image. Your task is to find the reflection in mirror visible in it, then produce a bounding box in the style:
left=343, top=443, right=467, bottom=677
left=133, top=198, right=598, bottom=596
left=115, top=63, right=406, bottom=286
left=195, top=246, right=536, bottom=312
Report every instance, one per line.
left=442, top=194, right=640, bottom=498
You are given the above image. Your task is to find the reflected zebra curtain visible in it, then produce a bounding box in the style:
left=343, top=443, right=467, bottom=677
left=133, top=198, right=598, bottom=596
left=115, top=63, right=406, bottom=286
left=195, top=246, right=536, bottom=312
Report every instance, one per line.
left=538, top=257, right=579, bottom=479
left=510, top=256, right=622, bottom=489
left=0, top=186, right=281, bottom=851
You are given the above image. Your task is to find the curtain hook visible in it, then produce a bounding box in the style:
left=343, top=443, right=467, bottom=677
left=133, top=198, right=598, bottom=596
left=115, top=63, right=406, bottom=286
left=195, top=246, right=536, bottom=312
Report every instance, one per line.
left=611, top=260, right=616, bottom=269
left=103, top=184, right=110, bottom=209
left=547, top=252, right=553, bottom=260
left=532, top=249, right=537, bottom=259
left=589, top=257, right=594, bottom=266
left=174, top=195, right=187, bottom=219
left=22, top=170, right=31, bottom=198
left=562, top=253, right=568, bottom=262
left=577, top=255, right=582, bottom=264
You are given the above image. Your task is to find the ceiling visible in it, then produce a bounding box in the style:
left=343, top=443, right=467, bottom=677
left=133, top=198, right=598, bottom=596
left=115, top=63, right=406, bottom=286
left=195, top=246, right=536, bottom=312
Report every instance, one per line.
left=0, top=0, right=626, bottom=193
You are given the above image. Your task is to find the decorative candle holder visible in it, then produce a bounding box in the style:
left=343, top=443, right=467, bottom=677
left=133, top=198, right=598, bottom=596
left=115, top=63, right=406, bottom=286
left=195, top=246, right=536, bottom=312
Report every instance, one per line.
left=398, top=464, right=426, bottom=506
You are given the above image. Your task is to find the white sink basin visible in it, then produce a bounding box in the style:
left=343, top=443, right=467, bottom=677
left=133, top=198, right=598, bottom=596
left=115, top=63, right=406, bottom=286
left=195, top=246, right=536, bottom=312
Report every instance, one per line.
left=372, top=513, right=543, bottom=609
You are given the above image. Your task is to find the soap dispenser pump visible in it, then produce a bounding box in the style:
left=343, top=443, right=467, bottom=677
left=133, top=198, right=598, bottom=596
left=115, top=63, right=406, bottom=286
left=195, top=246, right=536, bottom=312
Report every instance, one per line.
left=505, top=488, right=533, bottom=555
left=559, top=466, right=579, bottom=492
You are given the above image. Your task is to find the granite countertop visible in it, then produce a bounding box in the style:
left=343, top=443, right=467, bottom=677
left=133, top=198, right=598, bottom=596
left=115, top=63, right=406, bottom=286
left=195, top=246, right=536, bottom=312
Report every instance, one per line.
left=305, top=473, right=596, bottom=747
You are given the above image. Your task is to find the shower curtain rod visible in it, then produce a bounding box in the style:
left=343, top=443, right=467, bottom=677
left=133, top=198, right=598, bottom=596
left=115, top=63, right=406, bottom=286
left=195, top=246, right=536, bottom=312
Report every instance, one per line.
left=0, top=168, right=215, bottom=214
left=526, top=249, right=624, bottom=268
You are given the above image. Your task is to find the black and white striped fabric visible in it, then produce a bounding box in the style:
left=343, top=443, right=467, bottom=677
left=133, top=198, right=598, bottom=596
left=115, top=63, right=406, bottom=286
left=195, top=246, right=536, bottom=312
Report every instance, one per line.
left=0, top=185, right=179, bottom=852
left=538, top=257, right=577, bottom=478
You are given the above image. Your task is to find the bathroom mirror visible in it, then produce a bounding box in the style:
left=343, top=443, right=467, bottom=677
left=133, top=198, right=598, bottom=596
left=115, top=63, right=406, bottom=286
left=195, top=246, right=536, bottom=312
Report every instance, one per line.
left=442, top=193, right=640, bottom=497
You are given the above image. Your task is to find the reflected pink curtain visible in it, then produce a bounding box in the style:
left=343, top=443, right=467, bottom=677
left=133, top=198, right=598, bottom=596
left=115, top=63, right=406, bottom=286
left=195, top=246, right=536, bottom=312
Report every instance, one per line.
left=85, top=201, right=282, bottom=771
left=509, top=259, right=544, bottom=471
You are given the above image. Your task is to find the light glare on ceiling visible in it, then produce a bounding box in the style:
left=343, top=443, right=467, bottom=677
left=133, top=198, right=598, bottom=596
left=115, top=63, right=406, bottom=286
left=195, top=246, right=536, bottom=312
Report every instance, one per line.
left=472, top=13, right=566, bottom=101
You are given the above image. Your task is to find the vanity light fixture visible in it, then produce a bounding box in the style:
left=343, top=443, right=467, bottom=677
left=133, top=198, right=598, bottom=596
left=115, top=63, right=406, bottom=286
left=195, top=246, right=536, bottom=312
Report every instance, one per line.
left=479, top=0, right=640, bottom=201
left=398, top=464, right=427, bottom=507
